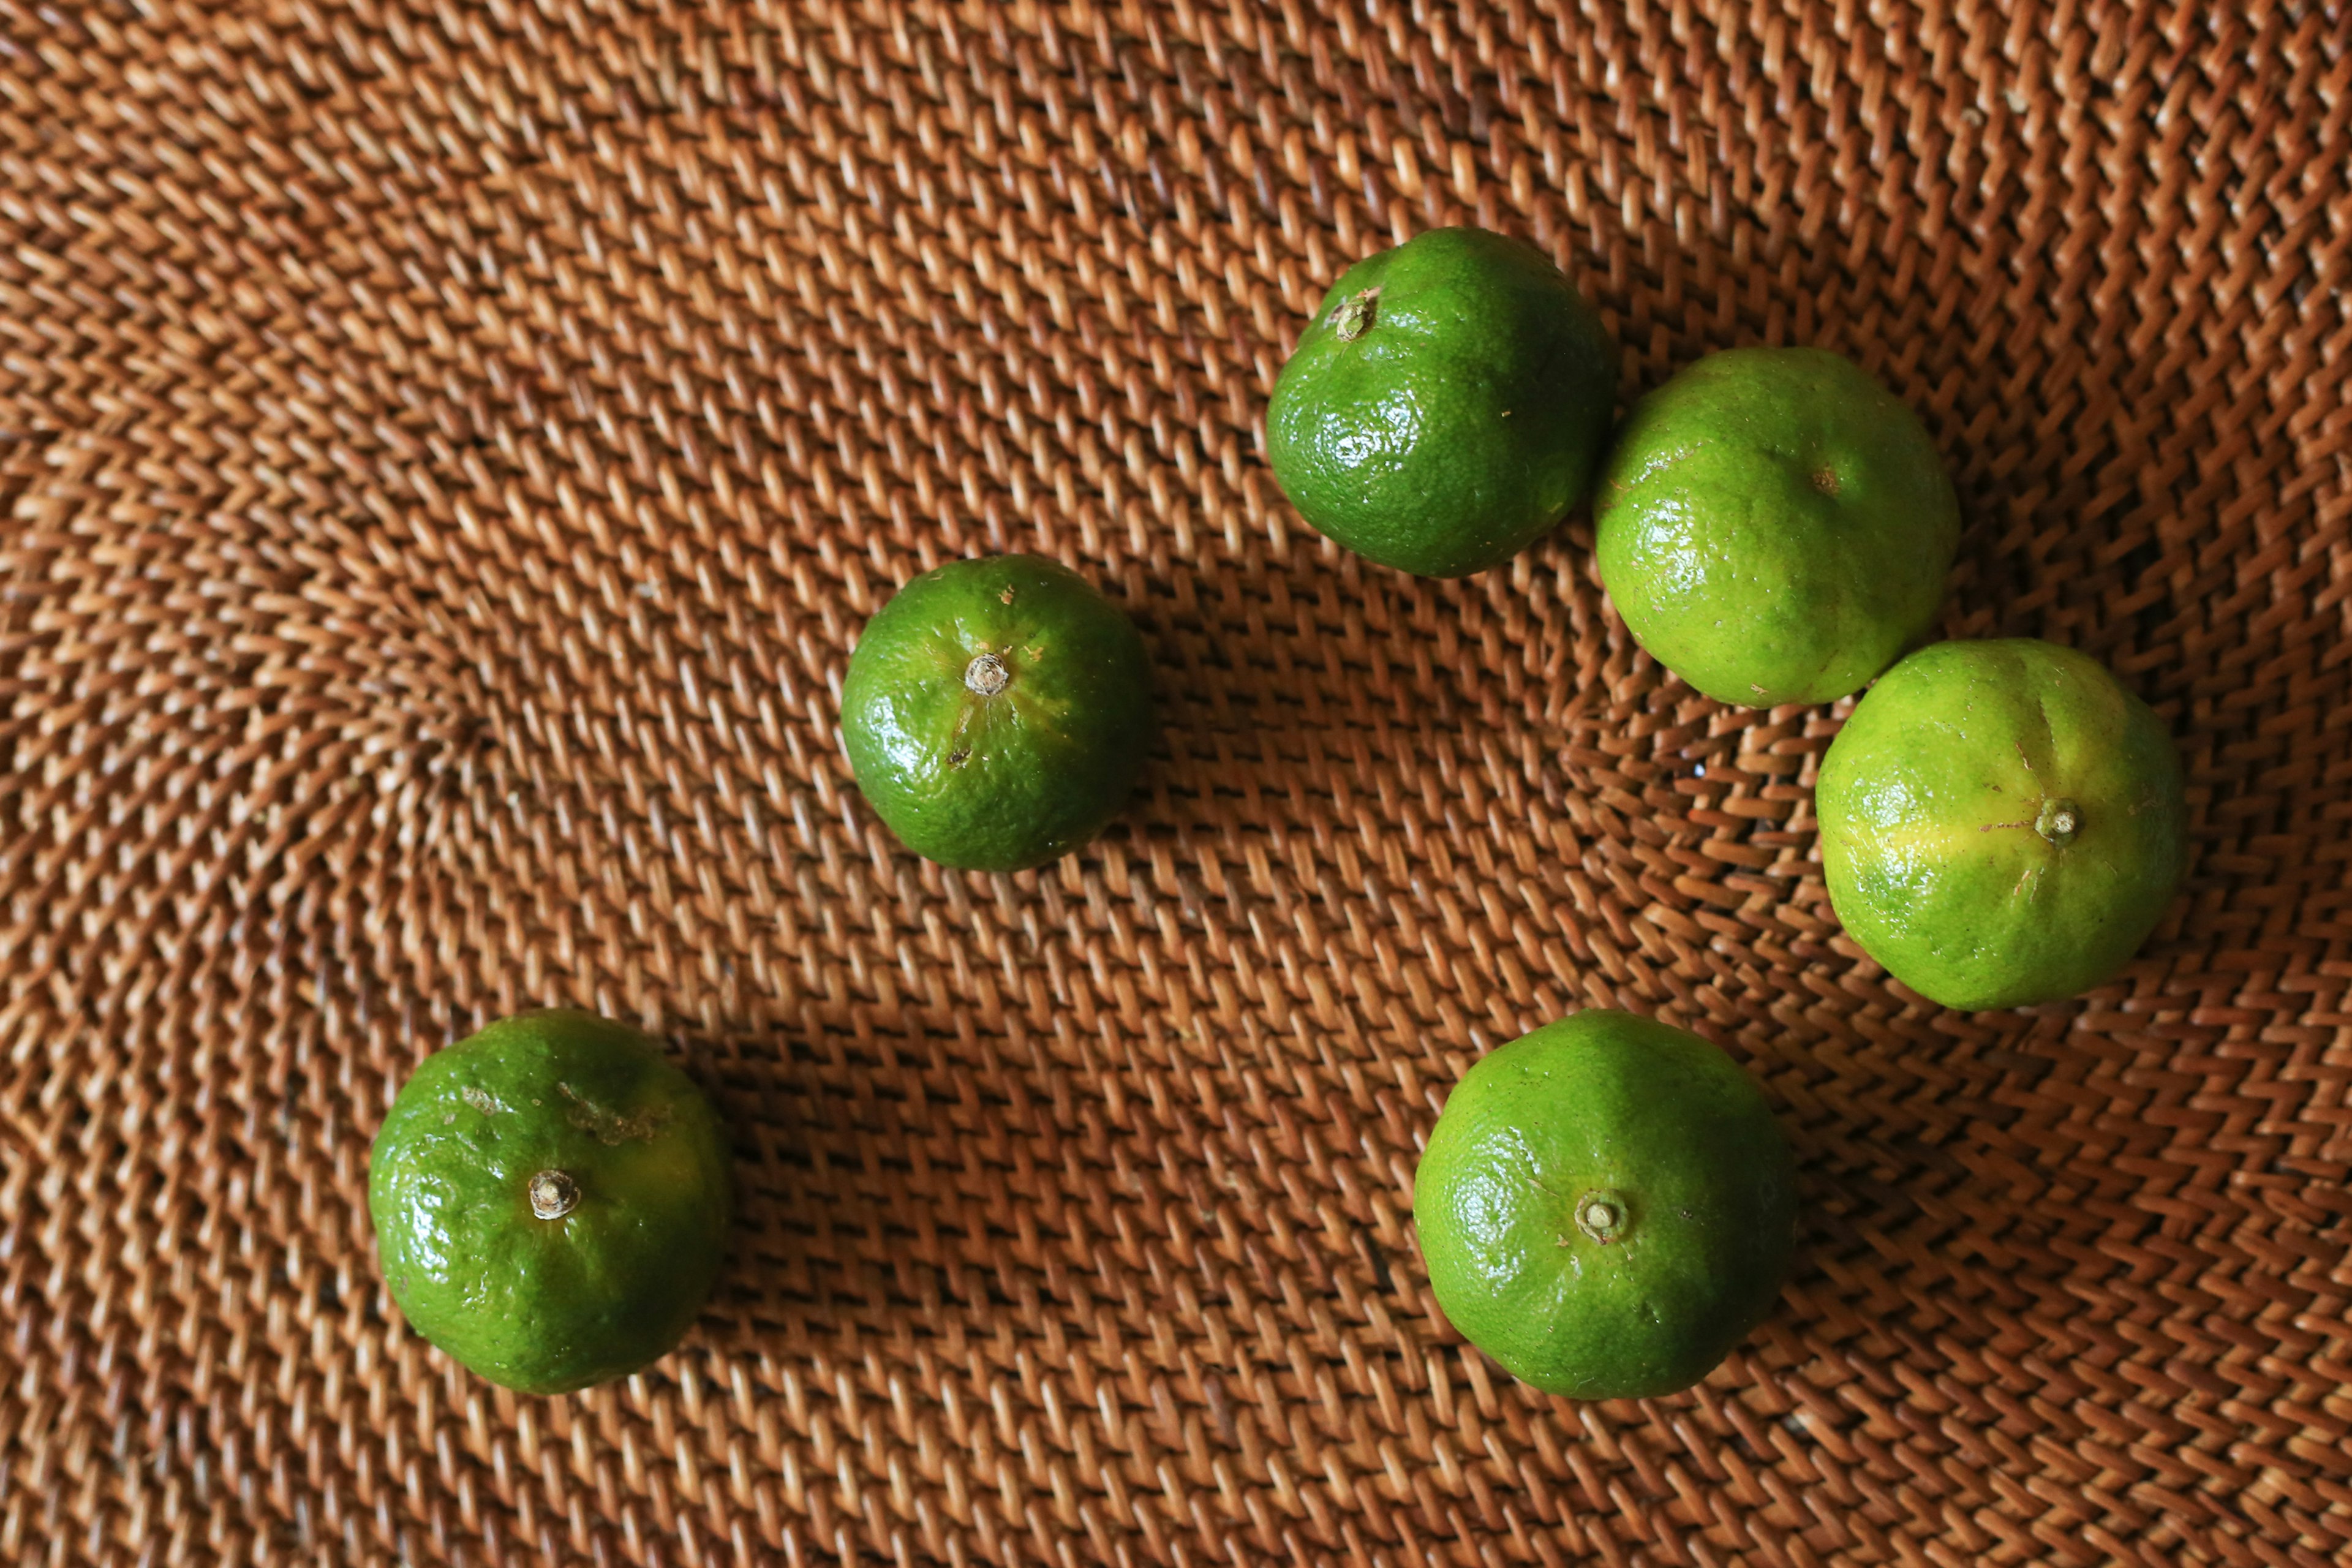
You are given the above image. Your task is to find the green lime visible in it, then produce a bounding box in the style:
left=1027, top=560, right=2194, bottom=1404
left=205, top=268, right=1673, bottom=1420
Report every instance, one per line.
left=1818, top=638, right=2188, bottom=1010
left=1594, top=347, right=1960, bottom=706
left=1267, top=226, right=1616, bottom=578
left=368, top=1009, right=732, bottom=1395
left=841, top=554, right=1154, bottom=872
left=1413, top=1011, right=1796, bottom=1400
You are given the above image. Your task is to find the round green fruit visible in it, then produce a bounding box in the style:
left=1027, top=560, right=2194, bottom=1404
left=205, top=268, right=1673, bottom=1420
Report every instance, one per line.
left=368, top=1009, right=733, bottom=1396
left=840, top=554, right=1154, bottom=872
left=1594, top=346, right=1960, bottom=706
left=1817, top=638, right=2188, bottom=1010
left=1413, top=1011, right=1797, bottom=1400
left=1267, top=225, right=1616, bottom=578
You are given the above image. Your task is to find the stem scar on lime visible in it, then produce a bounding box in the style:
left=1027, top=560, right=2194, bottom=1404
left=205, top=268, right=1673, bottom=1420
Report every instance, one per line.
left=964, top=652, right=1011, bottom=696
left=1332, top=286, right=1380, bottom=341
left=2035, top=798, right=2082, bottom=843
left=527, top=1169, right=579, bottom=1219
left=1573, top=1191, right=1627, bottom=1243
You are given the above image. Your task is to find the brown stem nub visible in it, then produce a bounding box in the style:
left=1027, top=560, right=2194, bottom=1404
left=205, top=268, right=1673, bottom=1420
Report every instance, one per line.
left=528, top=1169, right=580, bottom=1220
left=1332, top=287, right=1381, bottom=342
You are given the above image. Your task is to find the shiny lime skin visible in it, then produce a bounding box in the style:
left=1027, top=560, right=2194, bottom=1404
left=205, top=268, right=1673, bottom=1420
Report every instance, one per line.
left=1267, top=226, right=1616, bottom=578
left=368, top=1010, right=732, bottom=1395
left=1595, top=347, right=1960, bottom=706
left=1818, top=639, right=2188, bottom=1011
left=1413, top=1011, right=1797, bottom=1400
left=841, top=554, right=1154, bottom=872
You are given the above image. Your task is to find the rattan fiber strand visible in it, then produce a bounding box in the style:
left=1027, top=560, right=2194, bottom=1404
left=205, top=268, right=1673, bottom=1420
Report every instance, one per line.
left=4, top=2, right=2351, bottom=1565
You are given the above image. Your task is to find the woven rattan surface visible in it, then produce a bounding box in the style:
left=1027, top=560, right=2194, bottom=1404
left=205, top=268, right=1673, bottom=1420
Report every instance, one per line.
left=6, top=2, right=2352, bottom=1564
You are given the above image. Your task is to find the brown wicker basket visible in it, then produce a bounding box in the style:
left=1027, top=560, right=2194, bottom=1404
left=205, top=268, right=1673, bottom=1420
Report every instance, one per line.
left=6, top=3, right=2350, bottom=1564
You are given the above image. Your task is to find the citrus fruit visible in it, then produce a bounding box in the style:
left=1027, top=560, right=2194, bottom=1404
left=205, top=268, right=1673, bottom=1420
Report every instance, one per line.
left=840, top=554, right=1154, bottom=872
left=1594, top=347, right=1960, bottom=706
left=1413, top=1010, right=1797, bottom=1400
left=368, top=1009, right=733, bottom=1395
left=1266, top=225, right=1616, bottom=578
left=1817, top=638, right=2188, bottom=1011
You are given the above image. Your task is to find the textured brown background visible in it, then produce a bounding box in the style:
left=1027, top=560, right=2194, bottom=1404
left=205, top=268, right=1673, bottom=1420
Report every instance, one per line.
left=5, top=2, right=2351, bottom=1564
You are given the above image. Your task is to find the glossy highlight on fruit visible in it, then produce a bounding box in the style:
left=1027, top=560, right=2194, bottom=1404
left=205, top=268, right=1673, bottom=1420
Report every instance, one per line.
left=1596, top=346, right=1960, bottom=706
left=1414, top=1011, right=1797, bottom=1401
left=368, top=1009, right=733, bottom=1395
left=841, top=554, right=1155, bottom=872
left=1818, top=638, right=2188, bottom=1010
left=1267, top=226, right=1617, bottom=578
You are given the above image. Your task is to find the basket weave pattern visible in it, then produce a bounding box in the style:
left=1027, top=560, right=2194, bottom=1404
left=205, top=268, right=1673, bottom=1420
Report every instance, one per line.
left=6, top=3, right=2351, bottom=1564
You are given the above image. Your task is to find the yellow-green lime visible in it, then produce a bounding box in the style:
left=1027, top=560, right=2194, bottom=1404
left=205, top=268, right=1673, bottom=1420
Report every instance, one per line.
left=1595, top=347, right=1960, bottom=706
left=841, top=554, right=1155, bottom=872
left=1817, top=638, right=2188, bottom=1010
left=1414, top=1011, right=1797, bottom=1400
left=1267, top=226, right=1616, bottom=578
left=368, top=1009, right=733, bottom=1395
